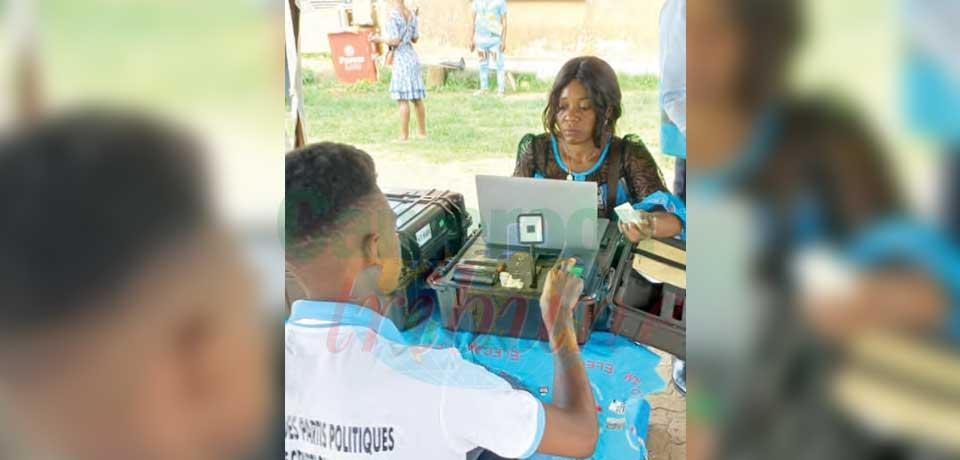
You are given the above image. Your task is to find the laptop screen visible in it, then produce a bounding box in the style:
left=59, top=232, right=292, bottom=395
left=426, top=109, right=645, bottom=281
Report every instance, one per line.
left=475, top=175, right=599, bottom=250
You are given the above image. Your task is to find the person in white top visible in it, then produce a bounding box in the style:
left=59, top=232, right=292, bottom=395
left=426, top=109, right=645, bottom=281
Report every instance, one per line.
left=285, top=142, right=599, bottom=459
left=660, top=0, right=686, bottom=201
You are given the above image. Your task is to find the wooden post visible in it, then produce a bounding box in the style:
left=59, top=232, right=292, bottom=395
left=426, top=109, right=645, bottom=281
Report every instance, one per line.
left=426, top=65, right=448, bottom=89
left=287, top=0, right=306, bottom=148
left=11, top=0, right=43, bottom=122
left=15, top=48, right=43, bottom=123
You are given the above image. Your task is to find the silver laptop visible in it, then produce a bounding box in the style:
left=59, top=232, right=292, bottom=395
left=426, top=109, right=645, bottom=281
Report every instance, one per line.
left=476, top=175, right=598, bottom=250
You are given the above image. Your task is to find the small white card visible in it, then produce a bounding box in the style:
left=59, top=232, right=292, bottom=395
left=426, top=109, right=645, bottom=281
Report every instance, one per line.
left=614, top=202, right=640, bottom=224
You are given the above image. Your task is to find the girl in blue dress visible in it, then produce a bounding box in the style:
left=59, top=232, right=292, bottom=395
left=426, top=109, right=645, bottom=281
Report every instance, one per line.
left=373, top=0, right=427, bottom=140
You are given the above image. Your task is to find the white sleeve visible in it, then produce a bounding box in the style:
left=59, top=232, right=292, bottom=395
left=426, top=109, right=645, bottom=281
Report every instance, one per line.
left=441, top=384, right=546, bottom=458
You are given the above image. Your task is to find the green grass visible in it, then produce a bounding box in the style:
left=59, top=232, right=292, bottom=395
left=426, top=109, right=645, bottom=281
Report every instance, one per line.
left=302, top=68, right=666, bottom=165
left=305, top=66, right=657, bottom=95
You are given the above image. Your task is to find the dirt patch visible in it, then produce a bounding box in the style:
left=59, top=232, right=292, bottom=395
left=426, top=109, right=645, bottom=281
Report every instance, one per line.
left=371, top=151, right=512, bottom=216
left=648, top=348, right=687, bottom=460
left=371, top=150, right=675, bottom=213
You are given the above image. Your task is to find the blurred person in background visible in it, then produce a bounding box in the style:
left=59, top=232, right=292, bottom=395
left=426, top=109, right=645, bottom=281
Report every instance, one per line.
left=470, top=0, right=508, bottom=97
left=0, top=110, right=272, bottom=460
left=371, top=0, right=427, bottom=141
left=659, top=0, right=687, bottom=395
left=514, top=56, right=686, bottom=242
left=687, top=0, right=957, bottom=458
left=660, top=0, right=686, bottom=202
left=904, top=0, right=960, bottom=250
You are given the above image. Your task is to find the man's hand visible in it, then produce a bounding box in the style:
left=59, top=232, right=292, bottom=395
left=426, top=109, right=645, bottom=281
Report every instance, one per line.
left=535, top=258, right=600, bottom=457
left=539, top=258, right=584, bottom=335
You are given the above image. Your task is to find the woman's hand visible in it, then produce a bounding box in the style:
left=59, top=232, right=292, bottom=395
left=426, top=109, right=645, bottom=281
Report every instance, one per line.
left=801, top=269, right=946, bottom=343
left=469, top=37, right=476, bottom=53
left=618, top=211, right=657, bottom=243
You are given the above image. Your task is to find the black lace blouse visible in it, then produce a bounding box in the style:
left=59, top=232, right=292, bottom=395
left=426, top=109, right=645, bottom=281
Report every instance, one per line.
left=512, top=133, right=670, bottom=217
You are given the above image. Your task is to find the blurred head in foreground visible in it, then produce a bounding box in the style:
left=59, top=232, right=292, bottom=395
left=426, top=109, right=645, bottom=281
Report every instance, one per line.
left=0, top=110, right=270, bottom=460
left=285, top=142, right=402, bottom=308
left=688, top=0, right=801, bottom=113
left=686, top=1, right=959, bottom=459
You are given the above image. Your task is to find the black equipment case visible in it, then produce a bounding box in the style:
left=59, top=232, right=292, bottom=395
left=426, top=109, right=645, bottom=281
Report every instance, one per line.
left=430, top=219, right=632, bottom=344
left=382, top=188, right=472, bottom=330
left=387, top=188, right=472, bottom=280
left=601, top=238, right=686, bottom=358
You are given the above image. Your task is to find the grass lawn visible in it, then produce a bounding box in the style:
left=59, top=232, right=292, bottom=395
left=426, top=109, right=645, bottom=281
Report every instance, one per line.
left=301, top=67, right=674, bottom=177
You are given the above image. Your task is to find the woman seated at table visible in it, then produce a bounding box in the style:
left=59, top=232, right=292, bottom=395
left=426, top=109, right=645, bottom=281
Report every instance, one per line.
left=513, top=56, right=685, bottom=242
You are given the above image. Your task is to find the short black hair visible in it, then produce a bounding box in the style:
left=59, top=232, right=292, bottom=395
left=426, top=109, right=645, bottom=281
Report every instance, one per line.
left=0, top=109, right=209, bottom=337
left=728, top=0, right=803, bottom=109
left=285, top=142, right=379, bottom=259
left=543, top=56, right=623, bottom=148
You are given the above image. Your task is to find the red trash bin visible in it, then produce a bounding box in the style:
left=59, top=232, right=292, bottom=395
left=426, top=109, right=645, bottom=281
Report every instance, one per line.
left=328, top=31, right=378, bottom=84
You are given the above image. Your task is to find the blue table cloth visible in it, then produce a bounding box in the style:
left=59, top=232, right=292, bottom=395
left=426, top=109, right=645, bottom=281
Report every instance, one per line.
left=402, top=313, right=667, bottom=459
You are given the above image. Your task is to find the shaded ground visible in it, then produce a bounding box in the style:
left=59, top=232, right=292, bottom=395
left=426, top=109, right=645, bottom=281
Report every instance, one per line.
left=370, top=151, right=675, bottom=223
left=648, top=349, right=687, bottom=460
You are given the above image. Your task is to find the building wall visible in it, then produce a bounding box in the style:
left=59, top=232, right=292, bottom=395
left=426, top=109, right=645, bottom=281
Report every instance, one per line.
left=301, top=0, right=663, bottom=62
left=300, top=8, right=343, bottom=54
left=414, top=0, right=662, bottom=59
